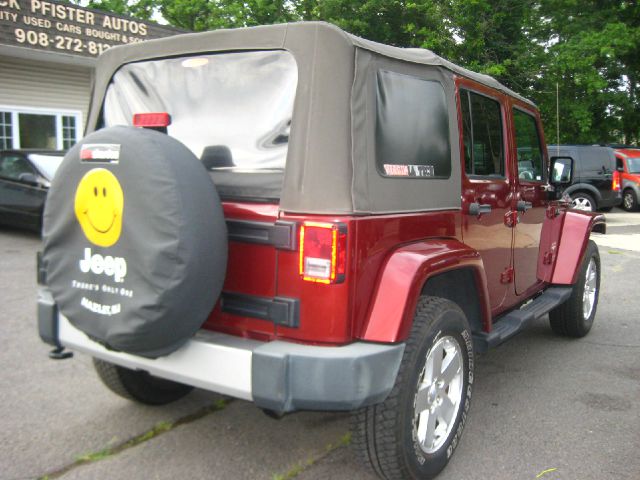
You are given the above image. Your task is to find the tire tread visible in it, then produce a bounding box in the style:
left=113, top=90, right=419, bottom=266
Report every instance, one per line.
left=351, top=297, right=466, bottom=480
left=549, top=240, right=599, bottom=338
left=93, top=358, right=193, bottom=405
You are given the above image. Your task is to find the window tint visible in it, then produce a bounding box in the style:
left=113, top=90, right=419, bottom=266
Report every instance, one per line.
left=0, top=154, right=34, bottom=180
left=376, top=70, right=450, bottom=178
left=19, top=114, right=56, bottom=149
left=514, top=109, right=544, bottom=181
left=580, top=148, right=611, bottom=172
left=460, top=90, right=504, bottom=176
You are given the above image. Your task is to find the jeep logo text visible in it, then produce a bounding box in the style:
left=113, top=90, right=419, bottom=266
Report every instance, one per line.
left=79, top=247, right=127, bottom=283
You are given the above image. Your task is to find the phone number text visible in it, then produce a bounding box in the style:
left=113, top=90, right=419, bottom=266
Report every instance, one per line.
left=15, top=28, right=111, bottom=55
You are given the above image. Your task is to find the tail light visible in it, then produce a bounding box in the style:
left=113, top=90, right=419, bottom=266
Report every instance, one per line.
left=133, top=112, right=171, bottom=129
left=299, top=222, right=347, bottom=284
left=612, top=171, right=621, bottom=191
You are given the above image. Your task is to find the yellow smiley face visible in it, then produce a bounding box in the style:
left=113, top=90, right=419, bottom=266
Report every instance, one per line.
left=74, top=168, right=124, bottom=247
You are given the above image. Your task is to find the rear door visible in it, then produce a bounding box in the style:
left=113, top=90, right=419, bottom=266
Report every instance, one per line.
left=583, top=147, right=616, bottom=204
left=511, top=107, right=548, bottom=296
left=458, top=83, right=513, bottom=312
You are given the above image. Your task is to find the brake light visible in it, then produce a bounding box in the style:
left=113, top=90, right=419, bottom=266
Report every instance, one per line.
left=612, top=170, right=620, bottom=191
left=299, top=222, right=347, bottom=284
left=133, top=112, right=171, bottom=128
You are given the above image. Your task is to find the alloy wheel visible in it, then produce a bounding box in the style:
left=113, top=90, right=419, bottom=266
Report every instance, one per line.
left=413, top=335, right=464, bottom=454
left=583, top=258, right=597, bottom=319
left=572, top=197, right=593, bottom=211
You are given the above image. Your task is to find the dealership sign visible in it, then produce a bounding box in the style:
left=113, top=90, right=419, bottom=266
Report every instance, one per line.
left=0, top=0, right=181, bottom=58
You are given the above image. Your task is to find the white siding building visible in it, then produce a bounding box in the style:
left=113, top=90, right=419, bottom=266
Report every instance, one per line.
left=0, top=0, right=181, bottom=150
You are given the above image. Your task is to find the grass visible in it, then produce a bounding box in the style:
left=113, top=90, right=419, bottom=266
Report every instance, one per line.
left=272, top=432, right=352, bottom=480
left=38, top=398, right=231, bottom=480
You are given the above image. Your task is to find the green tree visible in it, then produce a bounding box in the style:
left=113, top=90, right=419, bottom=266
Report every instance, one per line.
left=66, top=0, right=639, bottom=144
left=532, top=0, right=640, bottom=144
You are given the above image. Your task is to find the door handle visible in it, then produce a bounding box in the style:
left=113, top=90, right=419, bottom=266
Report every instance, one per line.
left=468, top=203, right=492, bottom=216
left=517, top=200, right=533, bottom=212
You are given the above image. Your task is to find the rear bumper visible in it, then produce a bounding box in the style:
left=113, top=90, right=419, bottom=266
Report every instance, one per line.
left=38, top=289, right=404, bottom=412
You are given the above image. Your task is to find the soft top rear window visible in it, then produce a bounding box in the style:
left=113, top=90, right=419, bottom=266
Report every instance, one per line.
left=102, top=50, right=298, bottom=200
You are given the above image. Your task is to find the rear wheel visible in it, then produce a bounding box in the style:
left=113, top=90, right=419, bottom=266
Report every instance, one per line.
left=93, top=358, right=193, bottom=405
left=351, top=297, right=474, bottom=479
left=570, top=192, right=596, bottom=212
left=623, top=189, right=638, bottom=212
left=549, top=240, right=600, bottom=337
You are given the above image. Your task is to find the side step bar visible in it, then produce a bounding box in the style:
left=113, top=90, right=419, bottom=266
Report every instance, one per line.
left=473, top=287, right=573, bottom=353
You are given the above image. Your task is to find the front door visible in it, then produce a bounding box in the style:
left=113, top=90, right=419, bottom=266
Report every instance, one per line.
left=512, top=107, right=548, bottom=295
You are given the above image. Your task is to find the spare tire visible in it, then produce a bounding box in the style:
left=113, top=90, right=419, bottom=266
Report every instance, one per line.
left=42, top=126, right=227, bottom=358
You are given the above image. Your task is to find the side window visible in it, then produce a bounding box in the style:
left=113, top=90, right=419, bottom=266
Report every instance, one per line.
left=375, top=70, right=451, bottom=178
left=616, top=157, right=624, bottom=172
left=460, top=90, right=504, bottom=177
left=514, top=109, right=545, bottom=181
left=0, top=155, right=34, bottom=181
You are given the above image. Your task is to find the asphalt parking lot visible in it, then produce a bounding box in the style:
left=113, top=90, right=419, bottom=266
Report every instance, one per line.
left=1, top=209, right=639, bottom=480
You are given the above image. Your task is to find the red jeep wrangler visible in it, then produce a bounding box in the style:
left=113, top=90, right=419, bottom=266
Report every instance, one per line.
left=38, top=22, right=605, bottom=479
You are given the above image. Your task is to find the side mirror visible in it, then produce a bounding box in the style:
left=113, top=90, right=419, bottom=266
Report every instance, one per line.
left=18, top=172, right=39, bottom=186
left=549, top=156, right=573, bottom=186
left=547, top=156, right=573, bottom=201
left=617, top=166, right=625, bottom=173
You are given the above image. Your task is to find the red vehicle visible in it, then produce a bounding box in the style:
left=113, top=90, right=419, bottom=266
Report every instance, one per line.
left=38, top=23, right=604, bottom=480
left=613, top=147, right=640, bottom=211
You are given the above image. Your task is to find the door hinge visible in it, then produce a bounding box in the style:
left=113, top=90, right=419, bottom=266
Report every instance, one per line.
left=543, top=251, right=554, bottom=265
left=504, top=211, right=519, bottom=228
left=500, top=267, right=514, bottom=284
left=546, top=205, right=560, bottom=219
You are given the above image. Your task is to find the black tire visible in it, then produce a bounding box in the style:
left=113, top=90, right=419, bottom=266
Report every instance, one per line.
left=622, top=189, right=638, bottom=212
left=570, top=192, right=596, bottom=212
left=93, top=358, right=193, bottom=405
left=549, top=240, right=600, bottom=338
left=351, top=297, right=474, bottom=480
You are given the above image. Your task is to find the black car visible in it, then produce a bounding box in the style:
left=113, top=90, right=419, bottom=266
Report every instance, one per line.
left=0, top=150, right=65, bottom=232
left=547, top=145, right=622, bottom=212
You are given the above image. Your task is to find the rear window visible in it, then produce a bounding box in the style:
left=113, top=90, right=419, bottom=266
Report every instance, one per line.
left=102, top=50, right=298, bottom=200
left=375, top=70, right=451, bottom=179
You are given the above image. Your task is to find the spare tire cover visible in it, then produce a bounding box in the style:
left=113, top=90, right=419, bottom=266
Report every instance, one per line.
left=43, top=126, right=227, bottom=358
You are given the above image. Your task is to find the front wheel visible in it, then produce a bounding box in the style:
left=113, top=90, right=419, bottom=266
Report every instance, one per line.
left=549, top=240, right=600, bottom=337
left=93, top=358, right=193, bottom=405
left=351, top=297, right=474, bottom=479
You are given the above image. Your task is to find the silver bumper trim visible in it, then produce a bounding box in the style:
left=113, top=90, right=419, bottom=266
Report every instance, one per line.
left=58, top=315, right=261, bottom=401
